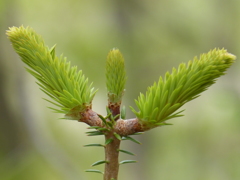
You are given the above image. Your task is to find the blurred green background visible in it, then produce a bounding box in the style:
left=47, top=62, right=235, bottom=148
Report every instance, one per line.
left=1, top=0, right=240, bottom=179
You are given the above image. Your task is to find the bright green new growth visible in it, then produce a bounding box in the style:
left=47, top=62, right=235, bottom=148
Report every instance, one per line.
left=131, top=49, right=236, bottom=128
left=7, top=26, right=236, bottom=129
left=106, top=49, right=127, bottom=103
left=7, top=26, right=97, bottom=119
left=7, top=25, right=236, bottom=180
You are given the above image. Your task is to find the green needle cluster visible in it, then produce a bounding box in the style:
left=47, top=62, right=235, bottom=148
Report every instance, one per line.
left=7, top=26, right=97, bottom=119
left=106, top=49, right=127, bottom=103
left=131, top=49, right=236, bottom=128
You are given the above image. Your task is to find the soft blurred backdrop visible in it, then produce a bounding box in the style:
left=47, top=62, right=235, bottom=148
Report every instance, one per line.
left=1, top=0, right=240, bottom=179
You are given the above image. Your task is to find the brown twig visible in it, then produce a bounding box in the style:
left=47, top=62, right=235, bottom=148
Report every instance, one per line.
left=79, top=108, right=147, bottom=180
left=104, top=132, right=121, bottom=180
left=79, top=109, right=146, bottom=136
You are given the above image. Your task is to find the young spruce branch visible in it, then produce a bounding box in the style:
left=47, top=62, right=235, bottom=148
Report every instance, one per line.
left=130, top=49, right=236, bottom=129
left=7, top=26, right=97, bottom=120
left=7, top=26, right=236, bottom=180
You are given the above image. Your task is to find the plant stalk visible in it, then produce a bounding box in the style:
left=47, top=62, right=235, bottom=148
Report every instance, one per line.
left=104, top=132, right=121, bottom=180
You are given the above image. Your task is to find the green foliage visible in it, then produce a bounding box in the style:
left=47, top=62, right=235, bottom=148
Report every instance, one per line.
left=85, top=169, right=104, bottom=174
left=86, top=131, right=104, bottom=136
left=7, top=26, right=97, bottom=119
left=122, top=136, right=141, bottom=144
left=131, top=49, right=236, bottom=128
left=105, top=138, right=113, bottom=145
left=7, top=25, right=236, bottom=180
left=120, top=106, right=126, bottom=119
left=91, top=160, right=108, bottom=167
left=84, top=143, right=104, bottom=147
left=97, top=109, right=116, bottom=129
left=119, top=160, right=137, bottom=165
left=106, top=49, right=127, bottom=103
left=113, top=132, right=122, bottom=141
left=118, top=149, right=135, bottom=156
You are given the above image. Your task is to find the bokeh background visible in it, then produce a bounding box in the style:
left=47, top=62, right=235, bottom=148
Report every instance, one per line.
left=1, top=0, right=240, bottom=179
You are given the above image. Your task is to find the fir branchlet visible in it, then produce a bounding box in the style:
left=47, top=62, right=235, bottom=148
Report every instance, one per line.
left=7, top=26, right=97, bottom=120
left=130, top=49, right=236, bottom=129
